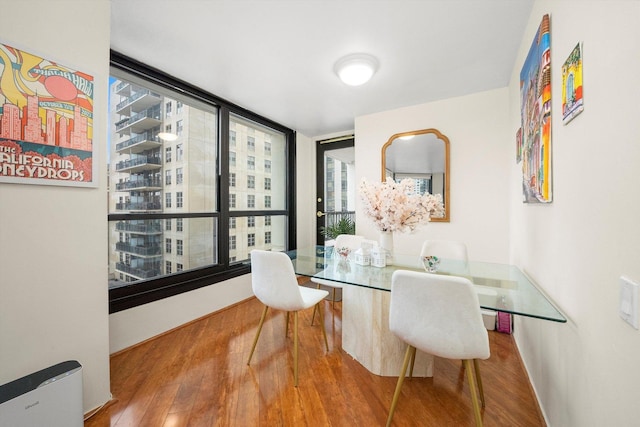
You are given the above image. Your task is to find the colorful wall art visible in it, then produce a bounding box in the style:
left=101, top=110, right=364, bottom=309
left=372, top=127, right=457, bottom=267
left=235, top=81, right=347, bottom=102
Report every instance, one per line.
left=519, top=14, right=552, bottom=203
left=562, top=43, right=584, bottom=125
left=0, top=41, right=95, bottom=187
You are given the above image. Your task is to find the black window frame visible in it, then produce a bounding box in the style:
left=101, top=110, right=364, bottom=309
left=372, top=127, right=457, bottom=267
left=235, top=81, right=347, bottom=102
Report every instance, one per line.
left=108, top=51, right=296, bottom=313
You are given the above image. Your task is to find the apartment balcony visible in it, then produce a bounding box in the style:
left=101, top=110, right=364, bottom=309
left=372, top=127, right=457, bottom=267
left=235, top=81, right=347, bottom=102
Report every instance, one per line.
left=114, top=81, right=131, bottom=96
left=115, top=131, right=162, bottom=154
left=115, top=242, right=162, bottom=256
left=115, top=177, right=163, bottom=191
left=115, top=201, right=162, bottom=212
left=115, top=108, right=162, bottom=134
left=115, top=220, right=163, bottom=234
left=115, top=261, right=162, bottom=280
left=115, top=156, right=162, bottom=173
left=116, top=89, right=162, bottom=115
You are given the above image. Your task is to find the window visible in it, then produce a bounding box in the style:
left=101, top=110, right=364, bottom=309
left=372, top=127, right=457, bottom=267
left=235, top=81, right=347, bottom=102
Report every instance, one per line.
left=264, top=177, right=271, bottom=190
left=247, top=175, right=255, bottom=189
left=264, top=159, right=271, bottom=172
left=265, top=215, right=271, bottom=226
left=265, top=141, right=271, bottom=154
left=108, top=54, right=294, bottom=313
left=229, top=235, right=236, bottom=250
left=264, top=195, right=271, bottom=208
left=265, top=231, right=271, bottom=244
left=248, top=216, right=255, bottom=227
left=247, top=194, right=255, bottom=208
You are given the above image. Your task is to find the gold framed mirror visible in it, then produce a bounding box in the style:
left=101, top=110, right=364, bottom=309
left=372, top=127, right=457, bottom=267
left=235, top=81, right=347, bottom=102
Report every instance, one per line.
left=381, top=128, right=450, bottom=222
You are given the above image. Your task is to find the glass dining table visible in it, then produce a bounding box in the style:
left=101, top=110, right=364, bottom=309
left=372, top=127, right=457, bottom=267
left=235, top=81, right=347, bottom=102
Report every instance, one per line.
left=287, top=246, right=566, bottom=323
left=284, top=246, right=566, bottom=377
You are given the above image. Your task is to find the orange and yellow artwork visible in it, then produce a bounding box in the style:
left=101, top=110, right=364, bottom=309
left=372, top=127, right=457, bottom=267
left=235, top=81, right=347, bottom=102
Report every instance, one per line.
left=0, top=41, right=95, bottom=186
left=562, top=43, right=583, bottom=124
left=519, top=14, right=552, bottom=203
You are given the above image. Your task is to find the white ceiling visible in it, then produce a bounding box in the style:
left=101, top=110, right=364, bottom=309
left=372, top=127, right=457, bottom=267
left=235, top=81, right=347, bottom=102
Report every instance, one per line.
left=110, top=0, right=534, bottom=137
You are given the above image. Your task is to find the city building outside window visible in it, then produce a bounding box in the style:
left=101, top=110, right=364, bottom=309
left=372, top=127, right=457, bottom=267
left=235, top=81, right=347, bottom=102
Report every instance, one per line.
left=108, top=55, right=294, bottom=313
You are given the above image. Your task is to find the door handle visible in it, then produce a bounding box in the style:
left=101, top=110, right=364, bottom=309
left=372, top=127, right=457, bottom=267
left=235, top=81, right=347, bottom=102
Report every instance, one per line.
left=316, top=211, right=325, bottom=217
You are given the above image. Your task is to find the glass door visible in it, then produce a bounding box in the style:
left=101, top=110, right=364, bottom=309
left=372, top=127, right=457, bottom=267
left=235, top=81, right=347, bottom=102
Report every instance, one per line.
left=316, top=137, right=355, bottom=245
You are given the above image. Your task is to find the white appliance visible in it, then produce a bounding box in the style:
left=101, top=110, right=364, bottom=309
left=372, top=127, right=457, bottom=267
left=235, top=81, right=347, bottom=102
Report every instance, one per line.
left=0, top=360, right=83, bottom=427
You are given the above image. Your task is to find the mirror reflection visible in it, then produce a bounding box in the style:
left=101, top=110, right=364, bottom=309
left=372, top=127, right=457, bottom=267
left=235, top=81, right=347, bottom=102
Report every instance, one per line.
left=381, top=128, right=450, bottom=222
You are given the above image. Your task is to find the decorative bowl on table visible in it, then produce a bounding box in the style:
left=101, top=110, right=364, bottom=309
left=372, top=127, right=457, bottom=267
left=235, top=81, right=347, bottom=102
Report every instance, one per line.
left=422, top=255, right=440, bottom=273
left=335, top=247, right=351, bottom=261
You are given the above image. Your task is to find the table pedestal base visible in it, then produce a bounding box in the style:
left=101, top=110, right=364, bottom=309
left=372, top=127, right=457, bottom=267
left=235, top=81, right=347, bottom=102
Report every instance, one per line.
left=342, top=285, right=434, bottom=377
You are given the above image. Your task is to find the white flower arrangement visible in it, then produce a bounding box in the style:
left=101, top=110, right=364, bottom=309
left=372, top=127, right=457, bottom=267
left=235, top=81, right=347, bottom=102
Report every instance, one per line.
left=359, top=178, right=445, bottom=233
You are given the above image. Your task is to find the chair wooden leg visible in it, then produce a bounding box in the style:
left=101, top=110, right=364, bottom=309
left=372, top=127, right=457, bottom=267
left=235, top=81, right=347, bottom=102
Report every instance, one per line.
left=311, top=283, right=321, bottom=325
left=408, top=347, right=417, bottom=379
left=294, top=311, right=299, bottom=387
left=332, top=288, right=337, bottom=308
left=247, top=305, right=269, bottom=365
left=464, top=359, right=483, bottom=427
left=386, top=344, right=414, bottom=427
left=285, top=311, right=290, bottom=336
left=316, top=302, right=329, bottom=351
left=473, top=359, right=486, bottom=408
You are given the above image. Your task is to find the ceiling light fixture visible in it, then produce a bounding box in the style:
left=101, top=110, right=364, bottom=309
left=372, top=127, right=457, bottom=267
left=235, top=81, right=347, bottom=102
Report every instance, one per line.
left=334, top=53, right=379, bottom=86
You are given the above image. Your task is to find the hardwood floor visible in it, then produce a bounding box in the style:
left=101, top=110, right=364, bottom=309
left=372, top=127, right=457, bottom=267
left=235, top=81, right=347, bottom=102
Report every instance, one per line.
left=85, top=291, right=546, bottom=426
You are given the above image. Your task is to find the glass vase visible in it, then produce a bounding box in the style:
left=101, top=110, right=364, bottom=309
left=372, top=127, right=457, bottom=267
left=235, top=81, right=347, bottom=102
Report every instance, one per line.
left=379, top=230, right=394, bottom=265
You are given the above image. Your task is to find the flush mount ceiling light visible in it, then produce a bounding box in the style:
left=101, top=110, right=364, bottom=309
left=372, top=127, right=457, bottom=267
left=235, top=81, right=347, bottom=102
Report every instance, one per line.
left=334, top=53, right=379, bottom=86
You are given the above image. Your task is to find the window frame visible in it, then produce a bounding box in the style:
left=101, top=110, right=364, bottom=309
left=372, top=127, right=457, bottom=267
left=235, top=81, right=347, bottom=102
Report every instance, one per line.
left=108, top=51, right=296, bottom=313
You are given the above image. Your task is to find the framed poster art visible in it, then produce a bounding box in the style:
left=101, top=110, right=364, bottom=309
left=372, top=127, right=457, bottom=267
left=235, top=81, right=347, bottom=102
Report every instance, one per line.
left=519, top=14, right=552, bottom=203
left=562, top=42, right=584, bottom=125
left=0, top=41, right=96, bottom=187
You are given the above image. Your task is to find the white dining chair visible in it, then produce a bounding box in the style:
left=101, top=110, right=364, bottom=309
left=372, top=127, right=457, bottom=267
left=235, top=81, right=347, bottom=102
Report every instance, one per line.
left=311, top=234, right=364, bottom=323
left=246, top=249, right=329, bottom=387
left=386, top=270, right=490, bottom=427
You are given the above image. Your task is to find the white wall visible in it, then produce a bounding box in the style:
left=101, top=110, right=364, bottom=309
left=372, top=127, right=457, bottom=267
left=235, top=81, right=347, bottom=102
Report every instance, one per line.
left=354, top=88, right=511, bottom=262
left=509, top=2, right=640, bottom=426
left=0, top=0, right=111, bottom=413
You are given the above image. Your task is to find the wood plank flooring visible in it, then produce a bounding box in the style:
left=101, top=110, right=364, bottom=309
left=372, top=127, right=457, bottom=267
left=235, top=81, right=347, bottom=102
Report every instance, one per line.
left=85, top=290, right=546, bottom=426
